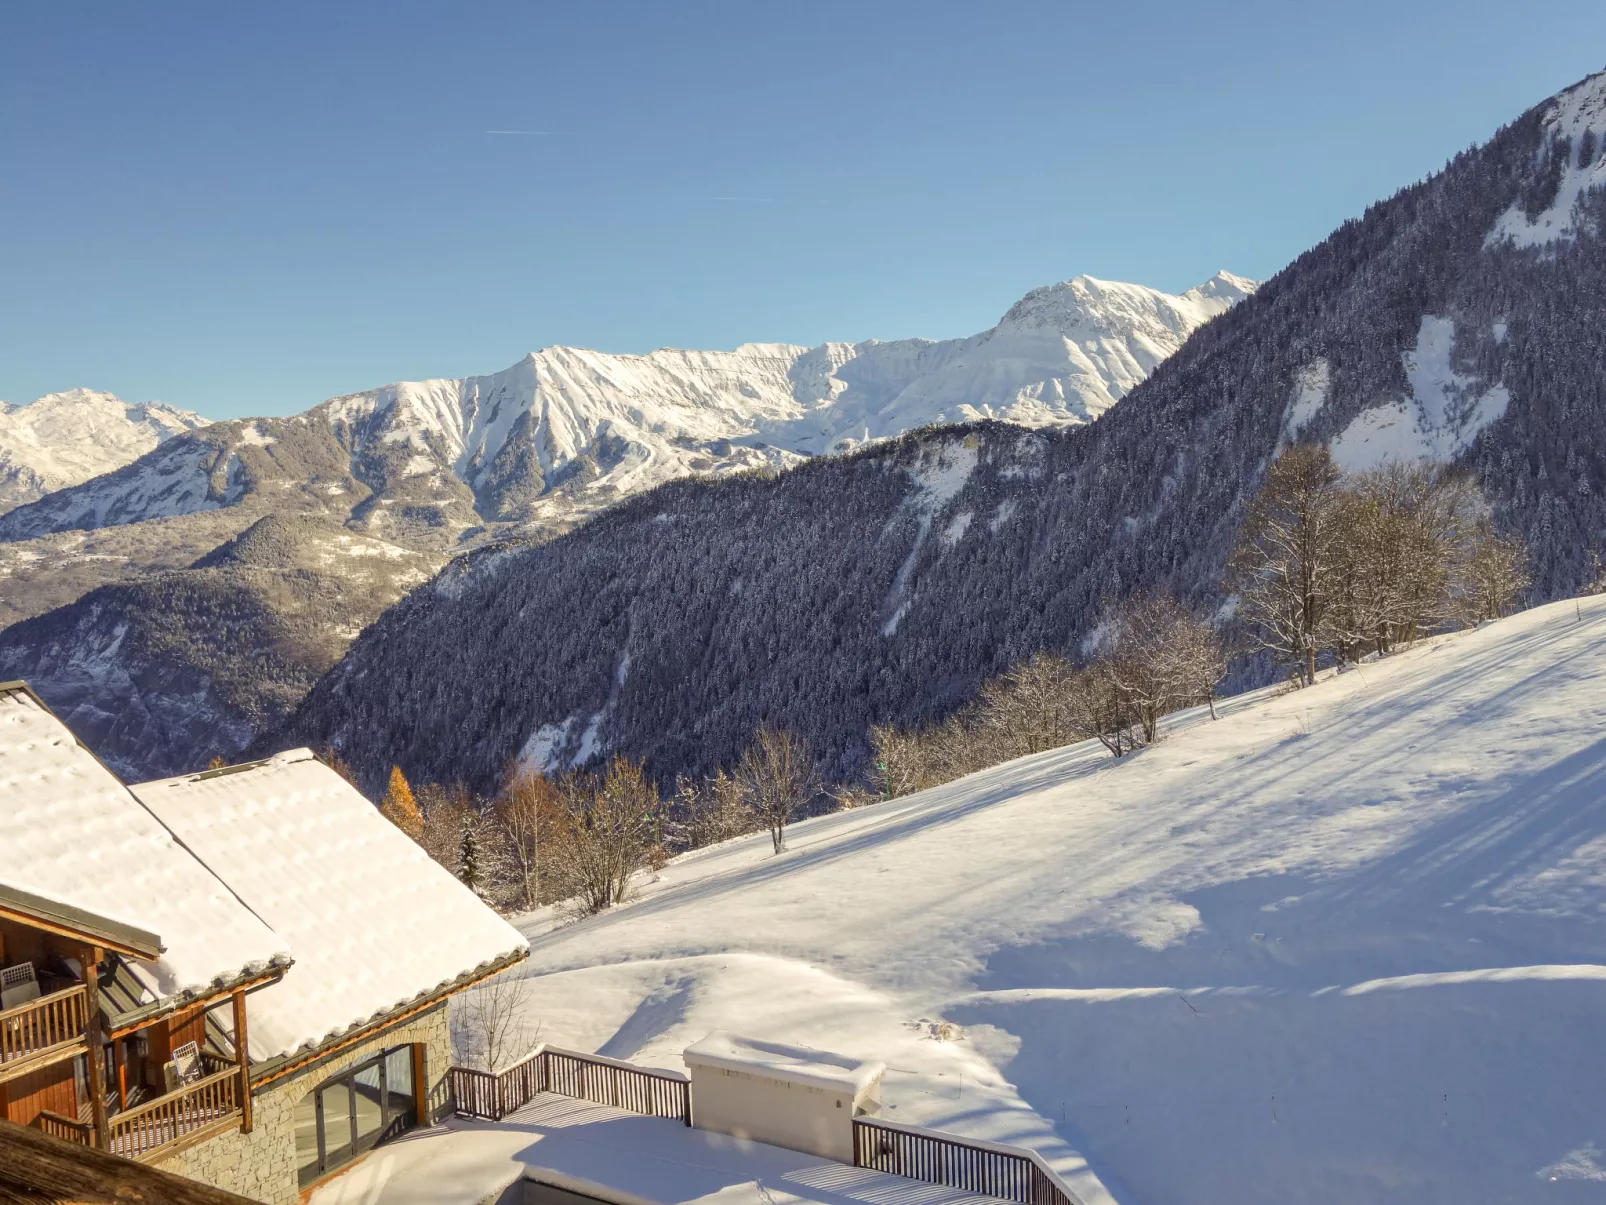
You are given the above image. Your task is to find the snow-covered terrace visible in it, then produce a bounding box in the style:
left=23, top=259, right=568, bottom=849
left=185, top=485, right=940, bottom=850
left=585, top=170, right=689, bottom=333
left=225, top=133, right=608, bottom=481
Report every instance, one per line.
left=309, top=1090, right=1014, bottom=1205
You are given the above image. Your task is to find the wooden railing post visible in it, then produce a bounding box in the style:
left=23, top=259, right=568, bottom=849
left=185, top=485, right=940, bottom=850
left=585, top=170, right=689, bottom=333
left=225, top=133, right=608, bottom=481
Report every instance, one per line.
left=230, top=988, right=252, bottom=1134
left=80, top=946, right=109, bottom=1151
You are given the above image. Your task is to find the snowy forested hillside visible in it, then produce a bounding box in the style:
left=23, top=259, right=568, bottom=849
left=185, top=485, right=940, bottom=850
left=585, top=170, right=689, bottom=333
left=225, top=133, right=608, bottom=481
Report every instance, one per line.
left=0, top=389, right=206, bottom=514
left=0, top=272, right=1246, bottom=779
left=274, top=69, right=1606, bottom=795
left=0, top=514, right=439, bottom=778
left=495, top=595, right=1606, bottom=1205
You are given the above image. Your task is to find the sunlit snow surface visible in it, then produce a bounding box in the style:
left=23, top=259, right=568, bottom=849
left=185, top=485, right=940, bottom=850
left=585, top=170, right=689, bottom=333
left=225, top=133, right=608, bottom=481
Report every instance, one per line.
left=1487, top=71, right=1606, bottom=249
left=484, top=596, right=1606, bottom=1205
left=1329, top=315, right=1509, bottom=472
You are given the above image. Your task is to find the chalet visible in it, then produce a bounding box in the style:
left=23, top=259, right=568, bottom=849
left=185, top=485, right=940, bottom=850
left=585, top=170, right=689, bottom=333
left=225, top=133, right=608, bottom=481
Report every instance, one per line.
left=0, top=682, right=528, bottom=1204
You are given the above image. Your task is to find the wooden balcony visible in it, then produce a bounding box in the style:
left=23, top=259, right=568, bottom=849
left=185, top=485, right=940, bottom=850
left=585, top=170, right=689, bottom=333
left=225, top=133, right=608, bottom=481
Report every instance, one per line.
left=107, top=1067, right=242, bottom=1163
left=35, top=1108, right=92, bottom=1146
left=0, top=985, right=88, bottom=1080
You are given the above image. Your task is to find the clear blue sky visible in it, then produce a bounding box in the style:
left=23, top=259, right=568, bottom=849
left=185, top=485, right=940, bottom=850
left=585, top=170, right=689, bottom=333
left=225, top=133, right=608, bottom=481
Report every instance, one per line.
left=3, top=2, right=1604, bottom=418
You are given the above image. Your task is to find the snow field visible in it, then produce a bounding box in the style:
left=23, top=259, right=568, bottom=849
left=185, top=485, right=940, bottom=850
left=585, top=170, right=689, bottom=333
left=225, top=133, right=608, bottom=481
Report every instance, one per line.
left=496, top=595, right=1606, bottom=1204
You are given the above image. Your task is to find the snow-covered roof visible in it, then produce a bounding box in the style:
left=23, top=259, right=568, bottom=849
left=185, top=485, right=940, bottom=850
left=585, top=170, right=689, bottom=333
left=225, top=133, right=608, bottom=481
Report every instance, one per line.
left=131, top=749, right=528, bottom=1061
left=0, top=685, right=290, bottom=1004
left=683, top=1032, right=885, bottom=1097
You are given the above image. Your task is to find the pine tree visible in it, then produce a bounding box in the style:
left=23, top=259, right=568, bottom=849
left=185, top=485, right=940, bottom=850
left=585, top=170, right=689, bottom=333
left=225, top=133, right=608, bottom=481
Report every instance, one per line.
left=458, top=821, right=481, bottom=894
left=378, top=765, right=424, bottom=843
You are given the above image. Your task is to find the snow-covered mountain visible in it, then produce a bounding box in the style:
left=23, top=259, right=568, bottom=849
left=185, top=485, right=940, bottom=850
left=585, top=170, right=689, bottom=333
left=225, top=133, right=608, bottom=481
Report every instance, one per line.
left=307, top=270, right=1253, bottom=526
left=0, top=271, right=1252, bottom=777
left=274, top=69, right=1606, bottom=795
left=2, top=272, right=1253, bottom=542
left=0, top=389, right=207, bottom=514
left=495, top=594, right=1606, bottom=1205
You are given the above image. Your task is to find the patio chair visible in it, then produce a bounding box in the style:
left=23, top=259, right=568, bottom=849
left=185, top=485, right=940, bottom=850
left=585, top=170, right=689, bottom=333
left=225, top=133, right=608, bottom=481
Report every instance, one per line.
left=163, top=1040, right=204, bottom=1092
left=0, top=962, right=40, bottom=1011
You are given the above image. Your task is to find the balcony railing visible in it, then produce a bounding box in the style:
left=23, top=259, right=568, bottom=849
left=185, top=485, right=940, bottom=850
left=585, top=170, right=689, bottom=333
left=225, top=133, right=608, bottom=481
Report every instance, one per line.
left=853, top=1116, right=1084, bottom=1205
left=108, top=1067, right=241, bottom=1162
left=0, top=984, right=88, bottom=1070
left=449, top=1044, right=691, bottom=1124
left=35, top=1109, right=94, bottom=1146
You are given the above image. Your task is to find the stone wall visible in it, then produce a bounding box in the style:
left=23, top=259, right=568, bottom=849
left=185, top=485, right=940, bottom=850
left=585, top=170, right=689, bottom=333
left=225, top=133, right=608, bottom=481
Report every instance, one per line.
left=154, top=1001, right=452, bottom=1205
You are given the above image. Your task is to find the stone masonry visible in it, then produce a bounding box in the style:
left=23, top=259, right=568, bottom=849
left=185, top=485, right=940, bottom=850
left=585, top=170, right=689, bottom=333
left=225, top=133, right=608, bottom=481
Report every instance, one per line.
left=153, top=1001, right=452, bottom=1205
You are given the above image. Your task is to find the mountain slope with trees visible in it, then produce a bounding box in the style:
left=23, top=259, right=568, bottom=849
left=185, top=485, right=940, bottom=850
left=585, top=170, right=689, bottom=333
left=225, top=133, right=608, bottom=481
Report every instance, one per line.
left=269, top=69, right=1606, bottom=797
left=0, top=273, right=1250, bottom=779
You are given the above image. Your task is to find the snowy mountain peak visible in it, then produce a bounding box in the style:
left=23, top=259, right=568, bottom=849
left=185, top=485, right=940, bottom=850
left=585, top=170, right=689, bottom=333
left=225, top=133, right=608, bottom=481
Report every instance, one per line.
left=997, top=272, right=1255, bottom=335
left=0, top=389, right=209, bottom=514
left=1185, top=268, right=1259, bottom=305
left=6, top=269, right=1254, bottom=536
left=274, top=269, right=1257, bottom=526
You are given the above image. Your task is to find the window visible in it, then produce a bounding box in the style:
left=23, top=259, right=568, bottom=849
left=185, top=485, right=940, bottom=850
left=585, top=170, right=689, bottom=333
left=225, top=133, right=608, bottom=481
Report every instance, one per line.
left=294, top=1044, right=420, bottom=1188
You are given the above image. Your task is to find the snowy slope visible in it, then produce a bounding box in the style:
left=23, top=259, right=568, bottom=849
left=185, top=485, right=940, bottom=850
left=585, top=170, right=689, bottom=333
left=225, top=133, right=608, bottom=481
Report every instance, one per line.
left=0, top=389, right=207, bottom=513
left=499, top=596, right=1606, bottom=1205
left=1487, top=69, right=1606, bottom=249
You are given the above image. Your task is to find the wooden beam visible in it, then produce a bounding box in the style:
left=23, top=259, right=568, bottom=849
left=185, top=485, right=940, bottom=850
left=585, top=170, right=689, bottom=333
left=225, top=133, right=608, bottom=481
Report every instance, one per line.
left=80, top=947, right=109, bottom=1153
left=230, top=989, right=251, bottom=1134
left=113, top=1039, right=127, bottom=1114
left=0, top=1042, right=88, bottom=1087
left=105, top=969, right=284, bottom=1041
left=411, top=1042, right=427, bottom=1128
left=0, top=1116, right=258, bottom=1204
left=0, top=904, right=153, bottom=963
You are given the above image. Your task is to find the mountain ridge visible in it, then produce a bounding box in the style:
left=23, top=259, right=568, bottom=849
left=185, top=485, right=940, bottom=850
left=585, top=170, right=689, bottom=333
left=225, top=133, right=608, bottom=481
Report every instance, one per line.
left=0, top=389, right=207, bottom=514
left=1, top=270, right=1253, bottom=538
left=1, top=270, right=1251, bottom=779
left=265, top=69, right=1606, bottom=795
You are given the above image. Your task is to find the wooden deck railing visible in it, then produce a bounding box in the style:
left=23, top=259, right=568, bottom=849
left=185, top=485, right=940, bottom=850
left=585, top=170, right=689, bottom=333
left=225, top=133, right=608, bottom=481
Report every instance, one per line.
left=853, top=1116, right=1083, bottom=1205
left=450, top=1047, right=1079, bottom=1203
left=543, top=1046, right=691, bottom=1123
left=34, top=1109, right=94, bottom=1146
left=108, top=1067, right=240, bottom=1162
left=0, top=985, right=88, bottom=1066
left=449, top=1045, right=691, bottom=1125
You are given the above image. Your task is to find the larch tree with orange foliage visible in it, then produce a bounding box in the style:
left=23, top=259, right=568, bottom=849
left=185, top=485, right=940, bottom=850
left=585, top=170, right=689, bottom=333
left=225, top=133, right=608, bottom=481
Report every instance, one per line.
left=378, top=765, right=425, bottom=843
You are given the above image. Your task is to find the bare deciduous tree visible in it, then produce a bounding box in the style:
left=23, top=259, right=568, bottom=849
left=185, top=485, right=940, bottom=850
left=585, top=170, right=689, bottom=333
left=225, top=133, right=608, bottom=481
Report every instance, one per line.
left=972, top=654, right=1081, bottom=760
left=545, top=756, right=662, bottom=915
left=734, top=724, right=819, bottom=854
left=1229, top=443, right=1346, bottom=686
left=1328, top=463, right=1476, bottom=657
left=869, top=723, right=928, bottom=800
left=450, top=970, right=542, bottom=1073
left=1452, top=520, right=1531, bottom=623
left=495, top=768, right=557, bottom=913
left=1065, top=659, right=1140, bottom=757
left=669, top=768, right=757, bottom=850
left=416, top=782, right=472, bottom=875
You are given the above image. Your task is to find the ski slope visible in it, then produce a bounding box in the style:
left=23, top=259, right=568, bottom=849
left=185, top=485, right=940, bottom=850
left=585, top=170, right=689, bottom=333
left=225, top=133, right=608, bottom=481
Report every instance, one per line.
left=505, top=594, right=1606, bottom=1205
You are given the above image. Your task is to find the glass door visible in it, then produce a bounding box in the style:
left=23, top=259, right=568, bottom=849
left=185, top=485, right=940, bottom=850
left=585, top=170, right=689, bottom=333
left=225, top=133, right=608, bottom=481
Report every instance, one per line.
left=295, top=1045, right=419, bottom=1188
